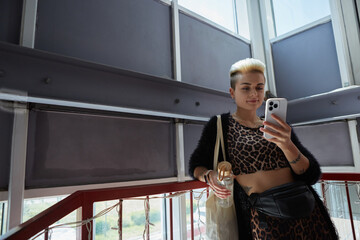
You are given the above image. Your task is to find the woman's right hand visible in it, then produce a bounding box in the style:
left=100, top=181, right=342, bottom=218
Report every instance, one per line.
left=207, top=170, right=232, bottom=199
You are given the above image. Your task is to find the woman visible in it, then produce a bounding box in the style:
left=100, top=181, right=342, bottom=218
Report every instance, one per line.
left=189, top=58, right=338, bottom=239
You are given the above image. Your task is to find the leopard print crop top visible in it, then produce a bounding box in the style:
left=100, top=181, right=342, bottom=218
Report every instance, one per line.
left=227, top=115, right=289, bottom=175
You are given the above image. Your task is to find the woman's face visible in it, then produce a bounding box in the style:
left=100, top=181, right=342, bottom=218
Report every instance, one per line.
left=229, top=72, right=265, bottom=111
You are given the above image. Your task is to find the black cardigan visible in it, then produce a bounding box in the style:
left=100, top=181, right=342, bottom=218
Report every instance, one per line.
left=189, top=113, right=338, bottom=239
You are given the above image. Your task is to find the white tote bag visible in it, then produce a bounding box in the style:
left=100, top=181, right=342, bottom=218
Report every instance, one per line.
left=206, top=115, right=238, bottom=240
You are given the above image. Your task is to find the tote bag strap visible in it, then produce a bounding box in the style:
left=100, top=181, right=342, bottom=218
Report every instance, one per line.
left=213, top=115, right=227, bottom=170
left=218, top=115, right=226, bottom=162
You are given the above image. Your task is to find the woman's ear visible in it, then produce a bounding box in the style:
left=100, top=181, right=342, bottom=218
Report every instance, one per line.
left=229, top=87, right=235, bottom=99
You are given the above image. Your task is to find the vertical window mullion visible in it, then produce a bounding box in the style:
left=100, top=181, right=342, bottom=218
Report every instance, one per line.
left=269, top=0, right=277, bottom=37
left=329, top=0, right=355, bottom=87
left=20, top=0, right=38, bottom=48
left=233, top=0, right=239, bottom=35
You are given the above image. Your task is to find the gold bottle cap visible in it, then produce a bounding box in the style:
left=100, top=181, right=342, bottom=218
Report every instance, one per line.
left=217, top=161, right=232, bottom=181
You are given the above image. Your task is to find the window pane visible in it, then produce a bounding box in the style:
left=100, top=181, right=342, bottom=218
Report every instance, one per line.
left=94, top=196, right=164, bottom=240
left=313, top=183, right=322, bottom=197
left=272, top=0, right=331, bottom=36
left=235, top=0, right=250, bottom=39
left=186, top=189, right=207, bottom=239
left=0, top=201, right=8, bottom=236
left=348, top=184, right=360, bottom=239
left=324, top=181, right=354, bottom=239
left=23, top=196, right=67, bottom=222
left=23, top=196, right=78, bottom=239
left=179, top=0, right=236, bottom=32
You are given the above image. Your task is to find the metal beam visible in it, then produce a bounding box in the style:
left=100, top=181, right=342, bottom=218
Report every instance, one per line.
left=175, top=123, right=186, bottom=182
left=0, top=42, right=233, bottom=119
left=0, top=93, right=209, bottom=123
left=348, top=120, right=360, bottom=172
left=7, top=103, right=28, bottom=230
left=20, top=0, right=38, bottom=48
left=287, top=86, right=360, bottom=124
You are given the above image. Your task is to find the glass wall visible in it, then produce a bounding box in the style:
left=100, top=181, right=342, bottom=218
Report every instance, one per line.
left=23, top=196, right=78, bottom=240
left=178, top=0, right=250, bottom=39
left=235, top=0, right=250, bottom=39
left=348, top=183, right=360, bottom=239
left=324, top=182, right=358, bottom=239
left=179, top=0, right=236, bottom=32
left=271, top=0, right=331, bottom=37
left=94, top=196, right=165, bottom=240
left=1, top=0, right=358, bottom=239
left=23, top=196, right=68, bottom=222
left=267, top=0, right=341, bottom=100
left=185, top=189, right=207, bottom=239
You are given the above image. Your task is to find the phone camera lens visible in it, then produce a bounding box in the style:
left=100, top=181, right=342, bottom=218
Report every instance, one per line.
left=274, top=104, right=278, bottom=108
left=269, top=107, right=273, bottom=111
left=269, top=102, right=274, bottom=106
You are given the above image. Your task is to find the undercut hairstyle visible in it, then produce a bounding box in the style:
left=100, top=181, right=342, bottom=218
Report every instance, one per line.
left=229, top=58, right=266, bottom=89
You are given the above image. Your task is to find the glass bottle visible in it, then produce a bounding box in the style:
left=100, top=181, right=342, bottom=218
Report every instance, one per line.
left=216, top=161, right=234, bottom=208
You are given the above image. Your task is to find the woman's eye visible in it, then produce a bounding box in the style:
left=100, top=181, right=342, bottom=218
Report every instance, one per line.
left=256, top=87, right=263, bottom=90
left=242, top=88, right=250, bottom=91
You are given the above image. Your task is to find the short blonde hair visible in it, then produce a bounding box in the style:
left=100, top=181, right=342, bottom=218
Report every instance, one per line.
left=229, top=58, right=265, bottom=89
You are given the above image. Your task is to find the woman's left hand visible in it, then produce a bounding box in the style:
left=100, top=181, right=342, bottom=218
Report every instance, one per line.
left=260, top=114, right=310, bottom=174
left=260, top=114, right=292, bottom=150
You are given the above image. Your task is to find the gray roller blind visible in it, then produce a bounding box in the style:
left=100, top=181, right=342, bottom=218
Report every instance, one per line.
left=180, top=13, right=251, bottom=92
left=25, top=109, right=176, bottom=188
left=272, top=21, right=342, bottom=100
left=184, top=122, right=205, bottom=176
left=35, top=0, right=172, bottom=78
left=293, top=122, right=354, bottom=166
left=0, top=108, right=14, bottom=190
left=0, top=0, right=23, bottom=44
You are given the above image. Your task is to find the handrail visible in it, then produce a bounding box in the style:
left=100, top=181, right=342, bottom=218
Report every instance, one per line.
left=321, top=173, right=360, bottom=181
left=1, top=180, right=207, bottom=240
left=2, top=173, right=360, bottom=240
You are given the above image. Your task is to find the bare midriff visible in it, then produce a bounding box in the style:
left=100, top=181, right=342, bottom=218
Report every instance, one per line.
left=235, top=167, right=294, bottom=196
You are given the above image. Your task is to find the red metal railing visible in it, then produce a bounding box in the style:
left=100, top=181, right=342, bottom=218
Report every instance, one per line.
left=1, top=181, right=207, bottom=240
left=321, top=173, right=360, bottom=182
left=1, top=173, right=360, bottom=240
left=321, top=173, right=359, bottom=240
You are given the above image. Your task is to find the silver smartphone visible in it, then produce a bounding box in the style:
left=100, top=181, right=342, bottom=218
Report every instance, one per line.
left=263, top=98, right=287, bottom=139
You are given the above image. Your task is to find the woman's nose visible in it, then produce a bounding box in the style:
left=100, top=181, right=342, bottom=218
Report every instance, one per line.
left=249, top=88, right=257, bottom=96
